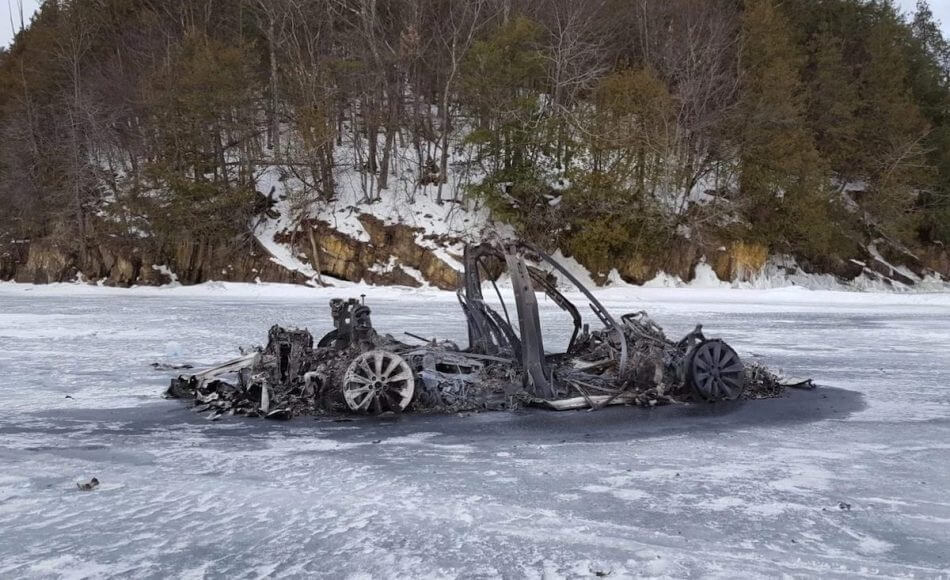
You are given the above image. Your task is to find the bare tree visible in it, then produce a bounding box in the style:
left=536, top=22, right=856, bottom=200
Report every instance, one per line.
left=255, top=0, right=285, bottom=161
left=54, top=1, right=99, bottom=242
left=540, top=0, right=612, bottom=167
left=631, top=0, right=741, bottom=222
left=435, top=0, right=491, bottom=204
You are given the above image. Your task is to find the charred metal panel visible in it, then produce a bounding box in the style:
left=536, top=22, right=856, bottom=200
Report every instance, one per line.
left=503, top=247, right=555, bottom=399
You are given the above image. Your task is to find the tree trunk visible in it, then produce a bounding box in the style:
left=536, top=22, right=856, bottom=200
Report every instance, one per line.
left=267, top=13, right=280, bottom=161
left=307, top=226, right=323, bottom=285
left=437, top=74, right=453, bottom=204
left=377, top=89, right=399, bottom=193
left=319, top=140, right=334, bottom=200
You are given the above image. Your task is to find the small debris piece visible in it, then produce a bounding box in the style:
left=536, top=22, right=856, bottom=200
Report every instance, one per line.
left=260, top=384, right=270, bottom=414
left=77, top=477, right=99, bottom=491
left=264, top=409, right=291, bottom=420
left=786, top=378, right=816, bottom=390
left=534, top=394, right=636, bottom=411
left=150, top=362, right=194, bottom=371
left=838, top=502, right=852, bottom=511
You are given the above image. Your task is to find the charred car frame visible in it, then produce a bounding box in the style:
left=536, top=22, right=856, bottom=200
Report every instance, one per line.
left=166, top=241, right=794, bottom=418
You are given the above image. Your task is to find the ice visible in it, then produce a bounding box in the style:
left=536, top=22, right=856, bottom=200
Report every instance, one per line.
left=687, top=261, right=730, bottom=289
left=163, top=341, right=183, bottom=359
left=1, top=283, right=949, bottom=577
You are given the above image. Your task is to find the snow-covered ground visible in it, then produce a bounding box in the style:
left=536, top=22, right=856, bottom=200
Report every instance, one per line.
left=1, top=283, right=949, bottom=578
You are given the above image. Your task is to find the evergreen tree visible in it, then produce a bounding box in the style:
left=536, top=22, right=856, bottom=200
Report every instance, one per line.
left=141, top=32, right=259, bottom=241
left=803, top=25, right=861, bottom=182
left=1, top=0, right=949, bottom=282
left=855, top=3, right=930, bottom=241
left=907, top=1, right=950, bottom=243
left=735, top=0, right=829, bottom=256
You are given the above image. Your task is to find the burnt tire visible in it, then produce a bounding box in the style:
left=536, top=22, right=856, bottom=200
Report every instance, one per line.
left=686, top=339, right=745, bottom=402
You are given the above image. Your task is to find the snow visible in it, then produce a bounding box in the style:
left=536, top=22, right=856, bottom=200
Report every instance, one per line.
left=367, top=257, right=429, bottom=287
left=688, top=261, right=731, bottom=289
left=149, top=265, right=179, bottom=287
left=250, top=153, right=490, bottom=288
left=636, top=253, right=950, bottom=293
left=248, top=142, right=947, bottom=294
left=398, top=264, right=428, bottom=287
left=367, top=255, right=400, bottom=276
left=541, top=249, right=600, bottom=290
left=300, top=127, right=493, bottom=248
left=253, top=167, right=324, bottom=285
left=329, top=163, right=489, bottom=242
left=1, top=283, right=950, bottom=577
left=867, top=240, right=921, bottom=283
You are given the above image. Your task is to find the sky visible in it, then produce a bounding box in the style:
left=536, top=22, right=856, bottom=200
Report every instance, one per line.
left=2, top=0, right=39, bottom=48
left=0, top=0, right=948, bottom=50
left=899, top=0, right=950, bottom=36
left=0, top=0, right=38, bottom=46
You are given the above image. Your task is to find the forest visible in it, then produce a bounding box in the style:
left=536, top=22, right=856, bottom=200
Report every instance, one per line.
left=1, top=0, right=949, bottom=285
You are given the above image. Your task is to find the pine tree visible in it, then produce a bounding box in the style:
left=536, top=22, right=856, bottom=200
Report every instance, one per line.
left=735, top=0, right=828, bottom=255
left=803, top=25, right=861, bottom=182
left=907, top=1, right=950, bottom=243
left=854, top=3, right=930, bottom=241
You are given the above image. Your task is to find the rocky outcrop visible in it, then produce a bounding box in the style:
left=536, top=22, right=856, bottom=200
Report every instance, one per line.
left=285, top=215, right=462, bottom=290
left=0, top=241, right=24, bottom=280
left=920, top=245, right=950, bottom=278
left=3, top=215, right=945, bottom=290
left=11, top=239, right=73, bottom=284
left=2, top=214, right=464, bottom=289
left=710, top=242, right=768, bottom=282
left=6, top=236, right=309, bottom=286
left=608, top=232, right=945, bottom=288
left=616, top=239, right=768, bottom=285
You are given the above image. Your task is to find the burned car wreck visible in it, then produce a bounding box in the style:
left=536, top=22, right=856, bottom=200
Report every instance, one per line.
left=166, top=241, right=807, bottom=419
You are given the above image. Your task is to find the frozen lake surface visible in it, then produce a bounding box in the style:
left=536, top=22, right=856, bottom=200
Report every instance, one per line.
left=1, top=283, right=949, bottom=578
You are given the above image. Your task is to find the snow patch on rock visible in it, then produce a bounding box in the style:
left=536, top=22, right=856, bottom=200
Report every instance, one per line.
left=150, top=264, right=180, bottom=287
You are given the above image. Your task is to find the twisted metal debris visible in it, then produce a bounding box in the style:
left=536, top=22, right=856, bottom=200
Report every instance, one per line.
left=165, top=241, right=811, bottom=419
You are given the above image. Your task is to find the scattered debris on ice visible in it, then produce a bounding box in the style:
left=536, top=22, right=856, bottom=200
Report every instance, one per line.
left=76, top=478, right=99, bottom=492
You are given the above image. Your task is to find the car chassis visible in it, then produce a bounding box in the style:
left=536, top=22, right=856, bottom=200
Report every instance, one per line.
left=166, top=241, right=797, bottom=418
